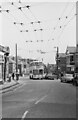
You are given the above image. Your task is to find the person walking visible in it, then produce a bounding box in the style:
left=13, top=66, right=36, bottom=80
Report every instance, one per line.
left=12, top=73, right=15, bottom=80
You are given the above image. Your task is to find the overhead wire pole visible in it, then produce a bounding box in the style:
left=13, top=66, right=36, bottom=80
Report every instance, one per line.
left=15, top=43, right=19, bottom=80
left=54, top=46, right=59, bottom=79
left=56, top=46, right=59, bottom=79
left=56, top=47, right=59, bottom=79
left=76, top=1, right=78, bottom=73
left=55, top=15, right=76, bottom=79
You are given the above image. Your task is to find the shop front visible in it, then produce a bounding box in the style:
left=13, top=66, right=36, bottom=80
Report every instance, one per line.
left=0, top=54, right=4, bottom=83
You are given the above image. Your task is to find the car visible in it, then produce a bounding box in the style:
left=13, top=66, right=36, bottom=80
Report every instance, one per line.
left=61, top=73, right=74, bottom=83
left=0, top=78, right=3, bottom=84
left=72, top=73, right=78, bottom=86
left=45, top=73, right=57, bottom=80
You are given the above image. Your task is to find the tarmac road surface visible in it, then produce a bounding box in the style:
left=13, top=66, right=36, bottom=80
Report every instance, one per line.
left=2, top=77, right=77, bottom=119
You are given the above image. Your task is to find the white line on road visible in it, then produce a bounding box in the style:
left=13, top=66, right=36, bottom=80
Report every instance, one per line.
left=35, top=95, right=47, bottom=104
left=21, top=110, right=29, bottom=120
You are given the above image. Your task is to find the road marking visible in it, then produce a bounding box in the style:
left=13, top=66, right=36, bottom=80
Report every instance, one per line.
left=35, top=95, right=47, bottom=104
left=21, top=111, right=29, bottom=120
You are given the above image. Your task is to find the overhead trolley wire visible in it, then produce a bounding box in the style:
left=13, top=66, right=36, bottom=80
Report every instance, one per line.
left=28, top=9, right=43, bottom=42
left=49, top=3, right=75, bottom=43
left=19, top=6, right=39, bottom=41
left=0, top=2, right=76, bottom=45
left=0, top=6, right=31, bottom=42
left=41, top=2, right=75, bottom=43
left=23, top=5, right=43, bottom=42
left=0, top=9, right=22, bottom=36
left=13, top=2, right=38, bottom=41
left=48, top=2, right=70, bottom=42
left=11, top=3, right=36, bottom=41
left=56, top=2, right=76, bottom=41
left=59, top=2, right=76, bottom=27
left=56, top=12, right=76, bottom=46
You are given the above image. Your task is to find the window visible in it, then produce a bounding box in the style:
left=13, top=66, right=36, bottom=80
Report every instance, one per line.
left=33, top=69, right=38, bottom=75
left=70, top=55, right=74, bottom=62
left=24, top=65, right=26, bottom=68
left=30, top=70, right=32, bottom=73
left=39, top=69, right=43, bottom=75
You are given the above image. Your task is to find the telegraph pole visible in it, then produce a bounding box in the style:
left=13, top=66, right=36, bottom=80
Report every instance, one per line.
left=76, top=2, right=78, bottom=119
left=4, top=54, right=7, bottom=82
left=16, top=44, right=18, bottom=80
left=56, top=47, right=59, bottom=79
left=76, top=1, right=78, bottom=73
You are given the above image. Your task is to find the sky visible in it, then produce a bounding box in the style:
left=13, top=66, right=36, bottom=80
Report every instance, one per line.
left=0, top=0, right=76, bottom=64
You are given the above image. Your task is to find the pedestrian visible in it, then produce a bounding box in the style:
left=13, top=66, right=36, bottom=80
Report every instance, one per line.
left=61, top=72, right=63, bottom=77
left=8, top=73, right=11, bottom=82
left=12, top=72, right=15, bottom=80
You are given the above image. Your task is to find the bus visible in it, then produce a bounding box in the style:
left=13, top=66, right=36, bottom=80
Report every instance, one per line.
left=29, top=61, right=46, bottom=79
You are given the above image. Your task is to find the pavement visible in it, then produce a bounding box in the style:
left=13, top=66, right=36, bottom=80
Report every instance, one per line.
left=0, top=76, right=27, bottom=94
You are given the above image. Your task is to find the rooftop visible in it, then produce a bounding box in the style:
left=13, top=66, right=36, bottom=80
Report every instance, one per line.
left=66, top=46, right=76, bottom=54
left=58, top=53, right=66, bottom=58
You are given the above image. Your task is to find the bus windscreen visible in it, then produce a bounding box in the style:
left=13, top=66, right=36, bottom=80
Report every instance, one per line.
left=33, top=69, right=38, bottom=75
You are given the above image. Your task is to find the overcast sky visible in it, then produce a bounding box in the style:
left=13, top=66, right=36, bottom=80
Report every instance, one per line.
left=0, top=0, right=76, bottom=64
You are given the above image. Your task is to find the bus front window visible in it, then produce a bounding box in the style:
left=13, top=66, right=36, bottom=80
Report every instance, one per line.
left=33, top=70, right=38, bottom=75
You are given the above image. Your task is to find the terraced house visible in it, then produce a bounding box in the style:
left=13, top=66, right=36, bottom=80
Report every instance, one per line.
left=66, top=46, right=76, bottom=74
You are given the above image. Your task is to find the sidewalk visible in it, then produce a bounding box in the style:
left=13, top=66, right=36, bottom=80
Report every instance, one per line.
left=0, top=77, right=23, bottom=94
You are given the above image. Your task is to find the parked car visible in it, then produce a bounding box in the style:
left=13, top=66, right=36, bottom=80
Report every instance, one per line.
left=61, top=73, right=74, bottom=83
left=0, top=78, right=3, bottom=84
left=45, top=73, right=57, bottom=80
left=72, top=73, right=78, bottom=86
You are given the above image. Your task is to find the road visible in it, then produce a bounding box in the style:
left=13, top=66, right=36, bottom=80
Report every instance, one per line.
left=2, top=76, right=77, bottom=119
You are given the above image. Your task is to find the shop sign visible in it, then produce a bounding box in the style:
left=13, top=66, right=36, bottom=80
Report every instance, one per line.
left=0, top=45, right=10, bottom=53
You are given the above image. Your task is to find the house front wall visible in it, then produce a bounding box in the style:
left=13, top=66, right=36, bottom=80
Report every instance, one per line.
left=58, top=57, right=66, bottom=73
left=66, top=53, right=75, bottom=73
